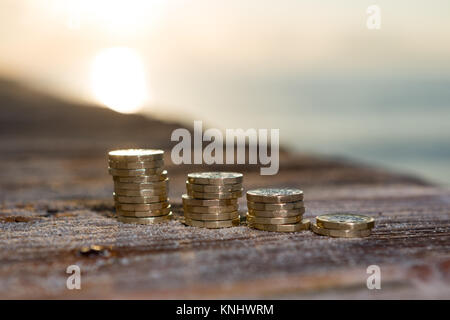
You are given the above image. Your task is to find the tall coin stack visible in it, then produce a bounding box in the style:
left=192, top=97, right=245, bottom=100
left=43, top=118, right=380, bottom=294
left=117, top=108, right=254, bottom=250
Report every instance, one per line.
left=246, top=188, right=310, bottom=232
left=108, top=149, right=172, bottom=225
left=311, top=213, right=374, bottom=238
left=182, top=172, right=243, bottom=229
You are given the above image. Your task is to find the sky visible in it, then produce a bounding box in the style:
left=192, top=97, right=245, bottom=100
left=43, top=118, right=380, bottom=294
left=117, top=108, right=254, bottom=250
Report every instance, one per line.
left=1, top=0, right=449, bottom=183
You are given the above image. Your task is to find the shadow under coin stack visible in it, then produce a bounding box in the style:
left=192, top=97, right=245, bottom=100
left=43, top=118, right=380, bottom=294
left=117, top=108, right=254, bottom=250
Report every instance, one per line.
left=311, top=213, right=375, bottom=238
left=108, top=149, right=172, bottom=225
left=246, top=188, right=310, bottom=232
left=182, top=172, right=243, bottom=229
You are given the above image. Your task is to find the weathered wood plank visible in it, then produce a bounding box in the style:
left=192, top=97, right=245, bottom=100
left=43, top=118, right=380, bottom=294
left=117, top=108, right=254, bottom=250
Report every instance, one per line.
left=0, top=83, right=449, bottom=299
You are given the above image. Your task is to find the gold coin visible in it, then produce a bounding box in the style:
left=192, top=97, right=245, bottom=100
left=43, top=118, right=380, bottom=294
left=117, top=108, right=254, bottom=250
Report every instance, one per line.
left=113, top=171, right=168, bottom=183
left=117, top=213, right=172, bottom=225
left=184, top=211, right=239, bottom=221
left=113, top=188, right=167, bottom=197
left=246, top=188, right=304, bottom=203
left=246, top=213, right=301, bottom=225
left=248, top=219, right=311, bottom=232
left=113, top=179, right=169, bottom=190
left=247, top=200, right=304, bottom=211
left=248, top=207, right=305, bottom=218
left=311, top=223, right=372, bottom=238
left=108, top=159, right=164, bottom=169
left=108, top=167, right=164, bottom=177
left=181, top=194, right=237, bottom=206
left=183, top=204, right=238, bottom=213
left=187, top=172, right=243, bottom=185
left=187, top=189, right=243, bottom=200
left=117, top=206, right=171, bottom=217
left=115, top=201, right=170, bottom=211
left=316, top=213, right=375, bottom=231
left=108, top=149, right=164, bottom=161
left=186, top=181, right=242, bottom=193
left=113, top=194, right=168, bottom=204
left=182, top=217, right=241, bottom=229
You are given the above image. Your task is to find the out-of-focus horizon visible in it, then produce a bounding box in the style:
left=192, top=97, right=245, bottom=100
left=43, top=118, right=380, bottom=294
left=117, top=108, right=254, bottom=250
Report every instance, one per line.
left=1, top=0, right=450, bottom=184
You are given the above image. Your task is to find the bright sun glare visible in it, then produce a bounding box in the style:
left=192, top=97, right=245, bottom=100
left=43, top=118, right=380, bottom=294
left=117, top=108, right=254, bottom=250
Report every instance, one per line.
left=91, top=47, right=148, bottom=114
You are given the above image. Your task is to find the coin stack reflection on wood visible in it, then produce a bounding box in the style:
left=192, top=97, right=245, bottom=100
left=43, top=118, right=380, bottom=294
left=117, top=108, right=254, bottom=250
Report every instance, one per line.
left=108, top=149, right=172, bottom=224
left=246, top=188, right=310, bottom=232
left=311, top=213, right=375, bottom=238
left=182, top=172, right=243, bottom=228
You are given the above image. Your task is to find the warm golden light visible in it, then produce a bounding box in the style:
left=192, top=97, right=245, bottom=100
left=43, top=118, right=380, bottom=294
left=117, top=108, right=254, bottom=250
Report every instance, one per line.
left=53, top=0, right=166, bottom=32
left=91, top=47, right=148, bottom=114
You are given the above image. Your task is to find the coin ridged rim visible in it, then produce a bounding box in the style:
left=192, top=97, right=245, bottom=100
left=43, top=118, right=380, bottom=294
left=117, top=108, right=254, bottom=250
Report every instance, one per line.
left=117, top=206, right=172, bottom=217
left=311, top=223, right=372, bottom=238
left=187, top=190, right=243, bottom=199
left=246, top=188, right=304, bottom=203
left=182, top=216, right=241, bottom=228
left=115, top=201, right=170, bottom=211
left=108, top=149, right=164, bottom=161
left=108, top=159, right=165, bottom=169
left=187, top=172, right=243, bottom=185
left=113, top=179, right=169, bottom=190
left=113, top=188, right=168, bottom=196
left=248, top=207, right=305, bottom=218
left=248, top=219, right=311, bottom=232
left=183, top=204, right=239, bottom=213
left=247, top=200, right=304, bottom=210
left=113, top=171, right=168, bottom=183
left=246, top=213, right=301, bottom=225
left=117, top=213, right=172, bottom=225
left=109, top=167, right=165, bottom=177
left=181, top=194, right=238, bottom=206
left=186, top=181, right=243, bottom=192
left=184, top=211, right=239, bottom=221
left=113, top=194, right=168, bottom=203
left=316, top=214, right=375, bottom=231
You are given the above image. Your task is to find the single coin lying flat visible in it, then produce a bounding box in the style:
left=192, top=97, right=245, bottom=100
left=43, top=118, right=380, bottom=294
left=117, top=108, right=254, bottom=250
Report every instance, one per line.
left=316, top=213, right=375, bottom=231
left=311, top=223, right=372, bottom=238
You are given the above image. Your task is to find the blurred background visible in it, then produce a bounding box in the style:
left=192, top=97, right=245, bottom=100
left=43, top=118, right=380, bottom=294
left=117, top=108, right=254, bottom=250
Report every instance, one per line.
left=1, top=0, right=449, bottom=184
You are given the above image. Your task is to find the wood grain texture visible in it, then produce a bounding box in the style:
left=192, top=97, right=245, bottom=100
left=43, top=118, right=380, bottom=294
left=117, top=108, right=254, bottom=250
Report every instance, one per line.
left=0, top=81, right=449, bottom=299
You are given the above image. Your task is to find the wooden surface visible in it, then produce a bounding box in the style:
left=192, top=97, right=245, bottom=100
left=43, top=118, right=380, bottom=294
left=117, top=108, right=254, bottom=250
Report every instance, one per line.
left=0, top=81, right=449, bottom=299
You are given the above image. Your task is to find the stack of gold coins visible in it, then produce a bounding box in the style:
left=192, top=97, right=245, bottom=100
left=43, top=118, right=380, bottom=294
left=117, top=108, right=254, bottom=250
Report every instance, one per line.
left=311, top=213, right=375, bottom=238
left=246, top=188, right=310, bottom=232
left=108, top=149, right=172, bottom=225
left=182, top=172, right=243, bottom=228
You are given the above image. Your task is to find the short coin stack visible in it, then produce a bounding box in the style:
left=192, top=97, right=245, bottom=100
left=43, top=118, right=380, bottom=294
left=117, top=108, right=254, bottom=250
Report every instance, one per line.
left=311, top=213, right=374, bottom=238
left=246, top=188, right=310, bottom=232
left=108, top=149, right=172, bottom=224
left=182, top=172, right=243, bottom=228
